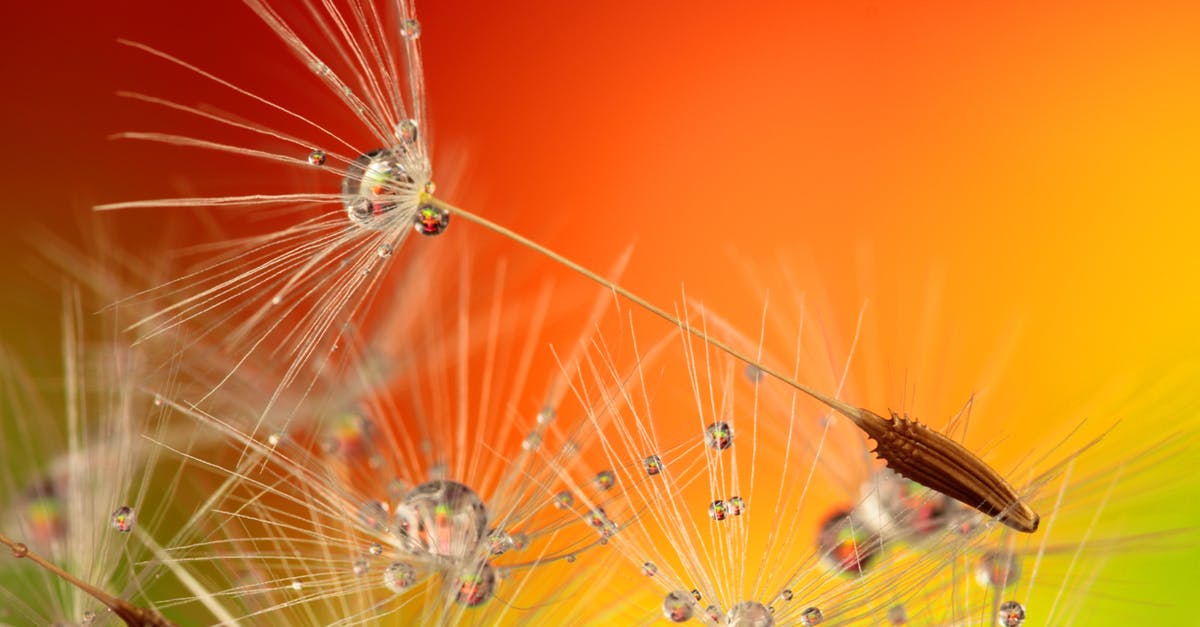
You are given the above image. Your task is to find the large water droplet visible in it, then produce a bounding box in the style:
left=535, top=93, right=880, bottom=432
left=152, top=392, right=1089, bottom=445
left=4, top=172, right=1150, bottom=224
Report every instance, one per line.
left=663, top=590, right=694, bottom=622
left=342, top=149, right=416, bottom=228
left=394, top=480, right=488, bottom=559
left=413, top=203, right=450, bottom=236
left=728, top=601, right=774, bottom=627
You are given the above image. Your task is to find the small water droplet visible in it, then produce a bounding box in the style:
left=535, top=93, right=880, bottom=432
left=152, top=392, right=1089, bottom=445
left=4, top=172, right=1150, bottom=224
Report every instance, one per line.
left=110, top=506, right=136, bottom=532
left=691, top=589, right=702, bottom=601
left=423, top=180, right=436, bottom=194
left=384, top=561, right=417, bottom=593
left=291, top=580, right=303, bottom=591
left=887, top=605, right=909, bottom=625
left=267, top=431, right=284, bottom=446
left=352, top=559, right=369, bottom=576
left=152, top=394, right=164, bottom=407
left=728, top=495, right=746, bottom=515
left=709, top=499, right=728, bottom=521
left=594, top=470, right=616, bottom=491
left=552, top=491, right=574, bottom=509
left=11, top=542, right=28, bottom=558
left=308, top=149, right=326, bottom=166
left=488, top=530, right=514, bottom=556
left=522, top=432, right=542, bottom=450
left=663, top=591, right=694, bottom=622
left=744, top=363, right=764, bottom=382
left=642, top=561, right=658, bottom=576
left=377, top=243, right=394, bottom=258
left=401, top=19, right=421, bottom=40
left=780, top=589, right=793, bottom=601
left=453, top=562, right=496, bottom=607
left=800, top=607, right=824, bottom=626
left=537, top=407, right=556, bottom=424
left=976, top=551, right=1021, bottom=589
left=564, top=553, right=576, bottom=563
left=997, top=601, right=1025, bottom=626
left=413, top=203, right=450, bottom=236
left=705, top=421, right=733, bottom=450
left=643, top=455, right=663, bottom=476
left=368, top=543, right=384, bottom=556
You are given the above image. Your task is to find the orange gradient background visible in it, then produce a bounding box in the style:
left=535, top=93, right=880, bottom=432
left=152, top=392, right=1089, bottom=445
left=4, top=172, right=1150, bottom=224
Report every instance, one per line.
left=3, top=1, right=1199, bottom=624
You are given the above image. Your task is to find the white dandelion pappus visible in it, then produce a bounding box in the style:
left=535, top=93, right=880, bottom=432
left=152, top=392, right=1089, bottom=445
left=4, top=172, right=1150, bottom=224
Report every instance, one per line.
left=149, top=248, right=638, bottom=625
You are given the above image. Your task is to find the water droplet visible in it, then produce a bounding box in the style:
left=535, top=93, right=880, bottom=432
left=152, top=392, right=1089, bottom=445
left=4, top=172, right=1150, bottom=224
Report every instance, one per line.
left=705, top=421, right=734, bottom=450
left=705, top=605, right=723, bottom=622
left=152, top=394, right=164, bottom=407
left=401, top=19, right=422, bottom=40
left=291, top=580, right=303, bottom=591
left=509, top=531, right=528, bottom=550
left=997, top=601, right=1025, bottom=626
left=553, top=491, right=574, bottom=509
left=270, top=294, right=283, bottom=306
left=976, top=551, right=1021, bottom=589
left=488, top=530, right=514, bottom=556
left=368, top=543, right=384, bottom=556
left=691, top=589, right=702, bottom=601
left=359, top=500, right=390, bottom=532
left=383, top=561, right=417, bottom=593
left=642, top=562, right=658, bottom=576
left=728, top=495, right=746, bottom=515
left=728, top=601, right=774, bottom=627
left=709, top=499, right=728, bottom=521
left=413, top=203, right=450, bottom=236
left=744, top=363, right=764, bottom=382
left=800, top=607, right=824, bottom=626
left=11, top=542, right=28, bottom=558
left=643, top=455, right=664, bottom=476
left=453, top=562, right=496, bottom=607
left=662, top=591, right=694, bottom=622
left=423, top=180, right=436, bottom=194
left=537, top=407, right=556, bottom=424
left=110, top=506, right=136, bottom=532
left=377, top=243, right=394, bottom=258
left=395, top=480, right=488, bottom=558
left=308, top=149, right=326, bottom=166
left=780, top=589, right=793, bottom=601
left=817, top=508, right=876, bottom=575
left=325, top=413, right=374, bottom=459
left=587, top=507, right=616, bottom=536
left=522, top=432, right=542, bottom=450
left=887, top=605, right=909, bottom=625
left=564, top=553, right=576, bottom=563
left=352, top=559, right=369, bottom=576
left=342, top=148, right=415, bottom=228
left=594, top=470, right=616, bottom=491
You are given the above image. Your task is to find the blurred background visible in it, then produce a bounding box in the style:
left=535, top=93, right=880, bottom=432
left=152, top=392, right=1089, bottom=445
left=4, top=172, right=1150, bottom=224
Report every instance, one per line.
left=2, top=1, right=1198, bottom=623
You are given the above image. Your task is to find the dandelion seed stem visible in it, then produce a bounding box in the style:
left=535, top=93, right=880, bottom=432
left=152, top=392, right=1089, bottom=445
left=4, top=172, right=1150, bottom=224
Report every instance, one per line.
left=432, top=195, right=1039, bottom=533
left=0, top=531, right=179, bottom=627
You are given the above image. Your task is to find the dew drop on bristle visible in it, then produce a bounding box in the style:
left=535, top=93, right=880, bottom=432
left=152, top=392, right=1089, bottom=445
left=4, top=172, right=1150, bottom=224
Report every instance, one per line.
left=887, top=605, right=909, bottom=625
left=642, top=562, right=658, bottom=576
left=594, top=470, right=616, bottom=491
left=691, top=589, right=702, bottom=601
left=368, top=543, right=384, bottom=556
left=307, top=149, right=326, bottom=166
left=359, top=500, right=390, bottom=532
left=709, top=500, right=728, bottom=521
left=997, top=601, right=1026, bottom=626
left=110, top=506, right=136, bottom=532
left=487, top=530, right=514, bottom=556
left=663, top=591, right=695, bottom=622
left=352, top=559, right=368, bottom=576
left=780, top=589, right=793, bottom=601
left=522, top=432, right=542, bottom=450
left=643, top=455, right=663, bottom=475
left=536, top=407, right=556, bottom=424
left=401, top=19, right=421, bottom=40
left=705, top=605, right=723, bottom=622
left=383, top=561, right=417, bottom=593
left=728, top=495, right=746, bottom=515
left=342, top=149, right=414, bottom=228
left=413, top=203, right=450, bottom=236
left=377, top=243, right=394, bottom=258
left=82, top=610, right=96, bottom=624
left=705, top=421, right=734, bottom=450
left=801, top=607, right=824, bottom=626
left=728, top=601, right=774, bottom=627
left=395, top=480, right=488, bottom=558
left=11, top=542, right=28, bottom=558
left=552, top=491, right=574, bottom=509
left=454, top=562, right=496, bottom=607
left=744, top=363, right=764, bottom=382
left=976, top=551, right=1021, bottom=589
